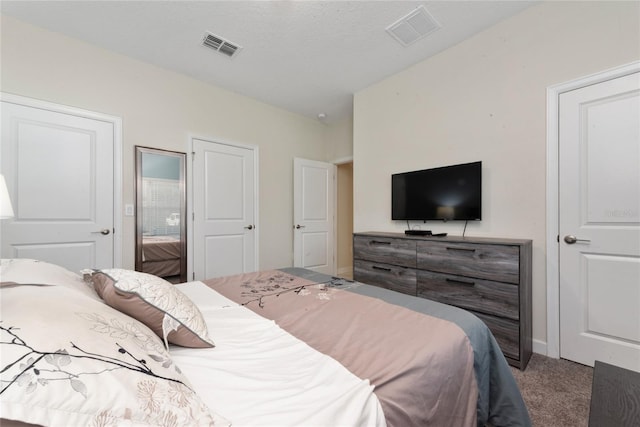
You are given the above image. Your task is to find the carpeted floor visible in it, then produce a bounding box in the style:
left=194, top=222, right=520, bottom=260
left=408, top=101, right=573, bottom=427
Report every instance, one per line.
left=510, top=353, right=594, bottom=426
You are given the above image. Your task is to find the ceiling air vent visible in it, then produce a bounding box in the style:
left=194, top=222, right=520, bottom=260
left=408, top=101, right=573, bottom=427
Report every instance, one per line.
left=202, top=32, right=242, bottom=58
left=386, top=5, right=441, bottom=47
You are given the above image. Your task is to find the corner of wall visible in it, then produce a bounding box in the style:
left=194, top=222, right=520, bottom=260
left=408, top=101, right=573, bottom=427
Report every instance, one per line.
left=323, top=115, right=354, bottom=162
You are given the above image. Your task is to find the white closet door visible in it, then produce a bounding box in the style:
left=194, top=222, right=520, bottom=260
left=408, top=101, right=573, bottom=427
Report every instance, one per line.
left=1, top=100, right=115, bottom=272
left=559, top=72, right=640, bottom=371
left=293, top=157, right=335, bottom=275
left=191, top=138, right=257, bottom=280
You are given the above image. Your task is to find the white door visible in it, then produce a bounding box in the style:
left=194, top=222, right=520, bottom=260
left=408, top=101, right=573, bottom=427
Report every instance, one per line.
left=191, top=138, right=257, bottom=280
left=559, top=72, right=640, bottom=371
left=293, top=157, right=335, bottom=275
left=1, top=99, right=116, bottom=273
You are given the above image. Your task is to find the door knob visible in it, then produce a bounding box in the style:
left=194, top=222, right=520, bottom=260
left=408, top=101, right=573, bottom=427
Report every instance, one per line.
left=244, top=224, right=254, bottom=230
left=564, top=235, right=590, bottom=244
left=92, top=229, right=111, bottom=235
left=295, top=224, right=305, bottom=229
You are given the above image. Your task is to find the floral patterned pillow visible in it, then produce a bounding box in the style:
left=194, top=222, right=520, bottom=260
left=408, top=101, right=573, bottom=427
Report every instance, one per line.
left=0, top=258, right=101, bottom=301
left=0, top=282, right=229, bottom=426
left=89, top=269, right=215, bottom=348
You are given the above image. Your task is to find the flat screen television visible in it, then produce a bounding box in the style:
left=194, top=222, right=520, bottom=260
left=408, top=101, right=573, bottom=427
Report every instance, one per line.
left=392, top=161, right=482, bottom=221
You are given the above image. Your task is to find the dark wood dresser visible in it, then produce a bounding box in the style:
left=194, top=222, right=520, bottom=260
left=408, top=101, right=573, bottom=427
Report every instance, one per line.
left=353, top=231, right=532, bottom=370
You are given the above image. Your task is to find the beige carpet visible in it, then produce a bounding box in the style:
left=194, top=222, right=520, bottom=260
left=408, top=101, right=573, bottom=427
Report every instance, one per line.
left=510, top=353, right=594, bottom=426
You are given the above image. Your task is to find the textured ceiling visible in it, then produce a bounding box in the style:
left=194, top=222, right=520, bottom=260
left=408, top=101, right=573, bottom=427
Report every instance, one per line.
left=1, top=1, right=537, bottom=122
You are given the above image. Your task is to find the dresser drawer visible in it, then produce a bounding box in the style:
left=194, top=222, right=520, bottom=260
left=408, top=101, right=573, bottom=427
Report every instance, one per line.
left=473, top=311, right=520, bottom=361
left=354, top=259, right=416, bottom=295
left=417, top=241, right=520, bottom=284
left=417, top=270, right=519, bottom=321
left=354, top=235, right=416, bottom=268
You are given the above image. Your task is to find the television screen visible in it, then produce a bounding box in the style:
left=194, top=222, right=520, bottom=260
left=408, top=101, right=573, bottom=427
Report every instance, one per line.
left=392, top=161, right=482, bottom=221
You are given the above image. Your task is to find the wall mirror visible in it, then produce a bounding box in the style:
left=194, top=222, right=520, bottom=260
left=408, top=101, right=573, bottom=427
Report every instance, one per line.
left=135, top=146, right=187, bottom=283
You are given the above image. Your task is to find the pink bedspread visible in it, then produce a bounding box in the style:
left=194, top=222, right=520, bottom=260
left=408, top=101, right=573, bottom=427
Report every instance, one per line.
left=142, top=236, right=181, bottom=277
left=204, top=270, right=478, bottom=427
left=142, top=236, right=180, bottom=261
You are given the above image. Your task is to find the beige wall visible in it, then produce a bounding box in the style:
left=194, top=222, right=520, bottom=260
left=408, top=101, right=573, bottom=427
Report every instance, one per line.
left=353, top=1, right=640, bottom=350
left=1, top=15, right=328, bottom=271
left=324, top=116, right=354, bottom=162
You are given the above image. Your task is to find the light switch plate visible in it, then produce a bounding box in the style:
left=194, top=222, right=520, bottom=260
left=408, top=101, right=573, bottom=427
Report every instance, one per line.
left=125, top=204, right=134, bottom=216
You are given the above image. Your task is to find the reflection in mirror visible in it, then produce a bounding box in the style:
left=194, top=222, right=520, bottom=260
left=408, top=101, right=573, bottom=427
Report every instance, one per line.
left=135, top=147, right=186, bottom=283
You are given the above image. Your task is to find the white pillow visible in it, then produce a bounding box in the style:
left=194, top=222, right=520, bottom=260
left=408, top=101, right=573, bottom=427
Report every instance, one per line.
left=0, top=258, right=101, bottom=301
left=0, top=283, right=229, bottom=426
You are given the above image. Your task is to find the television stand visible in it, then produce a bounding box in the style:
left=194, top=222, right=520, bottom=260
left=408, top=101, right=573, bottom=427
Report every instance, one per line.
left=405, top=229, right=432, bottom=236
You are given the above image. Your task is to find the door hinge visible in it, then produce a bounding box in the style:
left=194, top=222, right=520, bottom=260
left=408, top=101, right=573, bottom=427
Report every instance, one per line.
left=557, top=234, right=560, bottom=243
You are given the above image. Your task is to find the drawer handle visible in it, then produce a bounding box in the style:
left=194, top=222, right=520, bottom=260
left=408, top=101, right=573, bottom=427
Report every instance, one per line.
left=372, top=265, right=392, bottom=272
left=446, top=278, right=475, bottom=286
left=446, top=246, right=476, bottom=252
left=370, top=240, right=391, bottom=245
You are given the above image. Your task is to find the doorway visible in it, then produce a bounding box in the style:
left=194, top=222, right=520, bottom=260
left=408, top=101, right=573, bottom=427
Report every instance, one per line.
left=336, top=161, right=353, bottom=279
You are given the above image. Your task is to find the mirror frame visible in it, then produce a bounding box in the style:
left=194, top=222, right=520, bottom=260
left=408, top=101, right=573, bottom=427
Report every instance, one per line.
left=134, top=146, right=187, bottom=282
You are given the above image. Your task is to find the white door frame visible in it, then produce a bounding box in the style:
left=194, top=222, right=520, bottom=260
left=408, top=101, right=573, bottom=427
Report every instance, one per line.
left=545, top=61, right=640, bottom=358
left=0, top=92, right=123, bottom=267
left=187, top=135, right=259, bottom=280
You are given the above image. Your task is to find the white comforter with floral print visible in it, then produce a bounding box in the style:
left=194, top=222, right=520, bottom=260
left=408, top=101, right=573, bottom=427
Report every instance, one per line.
left=170, top=281, right=386, bottom=426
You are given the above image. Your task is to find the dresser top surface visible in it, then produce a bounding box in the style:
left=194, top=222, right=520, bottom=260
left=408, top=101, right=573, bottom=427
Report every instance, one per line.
left=355, top=231, right=532, bottom=246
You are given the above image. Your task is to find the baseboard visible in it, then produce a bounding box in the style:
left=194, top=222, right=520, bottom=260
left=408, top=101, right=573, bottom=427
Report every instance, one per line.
left=532, top=338, right=548, bottom=356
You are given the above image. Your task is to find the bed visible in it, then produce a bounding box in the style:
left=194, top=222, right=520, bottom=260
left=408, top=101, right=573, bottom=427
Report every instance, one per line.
left=0, top=259, right=531, bottom=427
left=141, top=235, right=181, bottom=277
